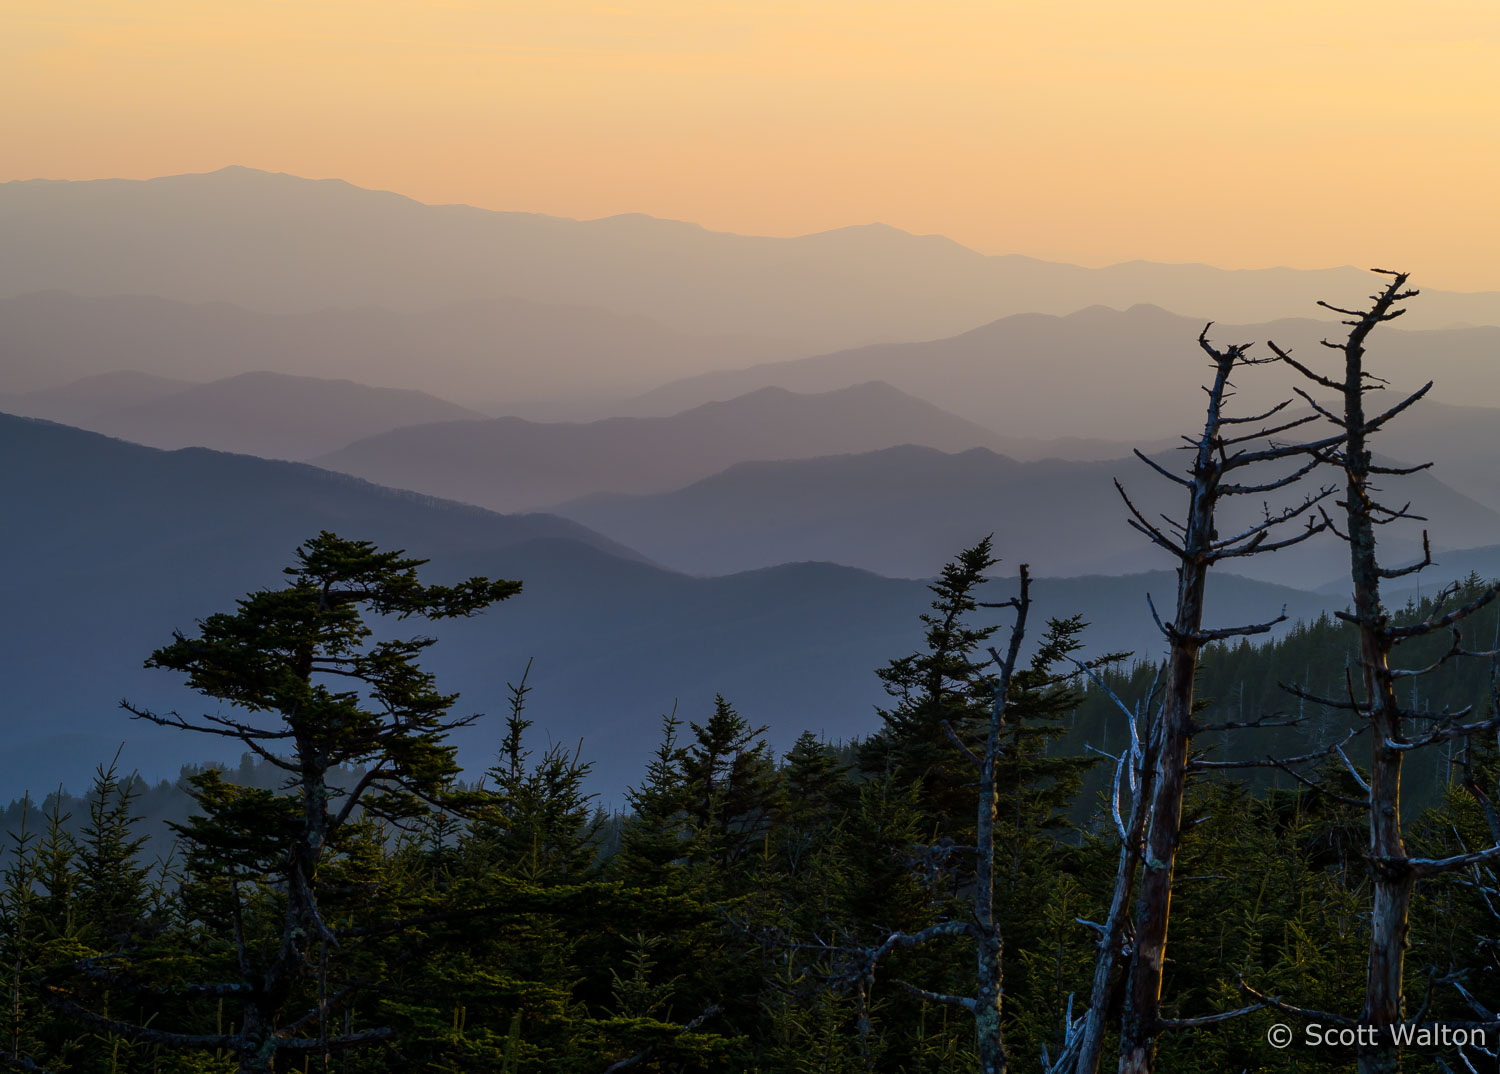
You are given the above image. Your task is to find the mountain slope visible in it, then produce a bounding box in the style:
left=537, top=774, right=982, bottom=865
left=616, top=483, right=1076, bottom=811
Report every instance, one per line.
left=1371, top=400, right=1500, bottom=515
left=629, top=305, right=1500, bottom=441
left=555, top=444, right=1500, bottom=589
left=313, top=382, right=1042, bottom=511
left=0, top=413, right=1335, bottom=801
left=68, top=371, right=486, bottom=459
left=0, top=370, right=197, bottom=425
left=5, top=168, right=1499, bottom=363
left=0, top=291, right=771, bottom=409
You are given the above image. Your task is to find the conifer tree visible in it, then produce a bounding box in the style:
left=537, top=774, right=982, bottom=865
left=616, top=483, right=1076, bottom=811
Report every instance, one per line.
left=473, top=659, right=601, bottom=883
left=76, top=756, right=150, bottom=948
left=1, top=797, right=45, bottom=1069
left=846, top=543, right=1109, bottom=1074
left=861, top=539, right=1002, bottom=838
left=58, top=531, right=521, bottom=1073
left=617, top=711, right=692, bottom=887
left=680, top=695, right=779, bottom=879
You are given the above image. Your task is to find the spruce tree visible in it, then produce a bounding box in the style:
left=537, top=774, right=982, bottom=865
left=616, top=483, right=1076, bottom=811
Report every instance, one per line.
left=76, top=756, right=150, bottom=948
left=472, top=659, right=601, bottom=884
left=860, top=537, right=1002, bottom=841
left=61, top=531, right=520, bottom=1073
left=680, top=695, right=779, bottom=879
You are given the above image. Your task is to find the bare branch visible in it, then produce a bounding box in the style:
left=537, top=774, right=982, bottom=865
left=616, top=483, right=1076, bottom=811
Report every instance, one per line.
left=895, top=981, right=978, bottom=1011
left=1157, top=1003, right=1266, bottom=1029
left=1409, top=844, right=1500, bottom=879
left=1269, top=341, right=1344, bottom=392
left=1237, top=978, right=1355, bottom=1027
left=1189, top=729, right=1363, bottom=772
left=1132, top=449, right=1193, bottom=489
left=1118, top=480, right=1187, bottom=558
left=1191, top=607, right=1288, bottom=644
left=942, top=719, right=983, bottom=769
left=1390, top=583, right=1500, bottom=640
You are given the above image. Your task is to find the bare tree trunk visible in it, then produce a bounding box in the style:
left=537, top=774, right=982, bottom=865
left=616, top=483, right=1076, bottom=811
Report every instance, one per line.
left=236, top=1005, right=274, bottom=1074
left=1070, top=715, right=1157, bottom=1074
left=1106, top=334, right=1335, bottom=1074
left=1115, top=385, right=1218, bottom=1074
left=1117, top=632, right=1201, bottom=1074
left=1349, top=447, right=1409, bottom=1074
left=973, top=566, right=1033, bottom=1074
left=1331, top=275, right=1412, bottom=1074
left=1270, top=270, right=1489, bottom=1073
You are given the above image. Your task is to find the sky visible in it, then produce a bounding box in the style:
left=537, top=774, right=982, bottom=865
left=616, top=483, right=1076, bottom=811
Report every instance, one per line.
left=5, top=1, right=1500, bottom=290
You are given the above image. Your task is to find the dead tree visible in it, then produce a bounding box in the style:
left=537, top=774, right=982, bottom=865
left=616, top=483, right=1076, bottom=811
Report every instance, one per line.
left=848, top=565, right=1033, bottom=1074
left=1058, top=330, right=1342, bottom=1074
left=1045, top=659, right=1161, bottom=1074
left=1273, top=271, right=1500, bottom=1074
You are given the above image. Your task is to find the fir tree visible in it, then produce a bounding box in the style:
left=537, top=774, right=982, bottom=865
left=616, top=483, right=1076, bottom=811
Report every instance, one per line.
left=861, top=537, right=1002, bottom=841
left=473, top=659, right=602, bottom=884
left=76, top=755, right=150, bottom=948
left=681, top=695, right=779, bottom=879
left=64, top=531, right=520, bottom=1073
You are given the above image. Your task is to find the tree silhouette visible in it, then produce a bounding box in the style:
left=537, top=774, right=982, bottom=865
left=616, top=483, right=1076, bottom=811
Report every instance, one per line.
left=63, top=531, right=520, bottom=1074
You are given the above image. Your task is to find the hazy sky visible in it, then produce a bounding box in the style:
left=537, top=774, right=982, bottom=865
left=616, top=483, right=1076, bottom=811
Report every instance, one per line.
left=6, top=1, right=1499, bottom=289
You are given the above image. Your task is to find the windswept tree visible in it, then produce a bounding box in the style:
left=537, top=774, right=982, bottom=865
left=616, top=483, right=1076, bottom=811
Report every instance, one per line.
left=58, top=531, right=521, bottom=1074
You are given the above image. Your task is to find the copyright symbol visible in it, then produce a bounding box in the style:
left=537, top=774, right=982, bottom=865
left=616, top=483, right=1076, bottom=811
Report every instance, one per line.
left=1267, top=1023, right=1294, bottom=1049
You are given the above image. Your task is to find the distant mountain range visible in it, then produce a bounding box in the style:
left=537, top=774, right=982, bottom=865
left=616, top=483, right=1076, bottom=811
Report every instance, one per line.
left=311, top=381, right=1150, bottom=512
left=0, top=291, right=771, bottom=411
left=9, top=166, right=1497, bottom=805
left=5, top=168, right=1499, bottom=370
left=555, top=443, right=1500, bottom=590
left=1372, top=401, right=1500, bottom=516
left=2, top=370, right=485, bottom=460
left=0, top=414, right=1339, bottom=801
left=629, top=305, right=1500, bottom=441
left=0, top=370, right=197, bottom=425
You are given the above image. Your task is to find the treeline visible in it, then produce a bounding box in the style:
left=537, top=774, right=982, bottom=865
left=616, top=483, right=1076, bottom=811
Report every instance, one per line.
left=1069, top=571, right=1500, bottom=816
left=1, top=538, right=1496, bottom=1073
left=0, top=759, right=371, bottom=869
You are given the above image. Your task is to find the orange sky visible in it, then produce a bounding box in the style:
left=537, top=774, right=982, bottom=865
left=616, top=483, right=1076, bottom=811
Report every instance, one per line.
left=6, top=1, right=1500, bottom=290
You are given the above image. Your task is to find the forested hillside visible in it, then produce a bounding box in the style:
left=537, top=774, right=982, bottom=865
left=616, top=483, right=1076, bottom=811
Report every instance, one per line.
left=5, top=529, right=1499, bottom=1074
left=2, top=411, right=1340, bottom=799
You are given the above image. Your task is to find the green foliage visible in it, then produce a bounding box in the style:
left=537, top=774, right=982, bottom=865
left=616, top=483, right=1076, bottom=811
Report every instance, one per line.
left=471, top=659, right=603, bottom=884
left=76, top=756, right=151, bottom=947
left=860, top=537, right=1003, bottom=833
left=10, top=533, right=1500, bottom=1072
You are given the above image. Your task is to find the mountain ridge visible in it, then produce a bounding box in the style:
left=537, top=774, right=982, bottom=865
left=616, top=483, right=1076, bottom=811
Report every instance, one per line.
left=554, top=441, right=1500, bottom=590
left=625, top=305, right=1500, bottom=439
left=1, top=412, right=1342, bottom=801
left=7, top=168, right=1499, bottom=366
left=311, top=380, right=1057, bottom=512
left=0, top=290, right=774, bottom=407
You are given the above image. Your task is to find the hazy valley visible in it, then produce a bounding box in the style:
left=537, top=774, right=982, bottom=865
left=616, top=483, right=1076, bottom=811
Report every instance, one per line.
left=3, top=169, right=1498, bottom=805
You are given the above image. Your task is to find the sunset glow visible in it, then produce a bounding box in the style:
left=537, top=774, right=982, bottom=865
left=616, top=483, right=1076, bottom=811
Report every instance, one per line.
left=5, top=1, right=1499, bottom=288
